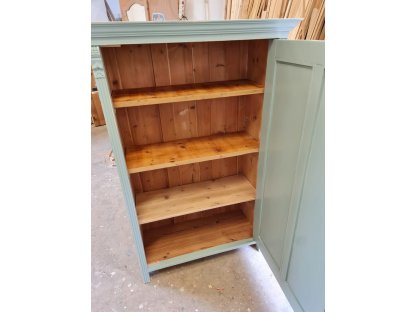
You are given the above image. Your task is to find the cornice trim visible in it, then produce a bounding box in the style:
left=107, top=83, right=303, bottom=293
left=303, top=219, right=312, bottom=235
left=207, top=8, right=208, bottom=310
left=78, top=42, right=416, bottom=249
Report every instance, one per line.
left=91, top=19, right=302, bottom=46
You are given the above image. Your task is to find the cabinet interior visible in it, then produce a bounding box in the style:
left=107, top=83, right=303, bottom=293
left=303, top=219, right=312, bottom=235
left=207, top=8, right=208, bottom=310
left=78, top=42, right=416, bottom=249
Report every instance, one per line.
left=101, top=39, right=269, bottom=264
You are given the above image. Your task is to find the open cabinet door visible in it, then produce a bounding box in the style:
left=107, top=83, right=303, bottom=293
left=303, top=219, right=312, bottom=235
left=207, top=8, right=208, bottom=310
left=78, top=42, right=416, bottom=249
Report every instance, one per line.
left=254, top=40, right=324, bottom=312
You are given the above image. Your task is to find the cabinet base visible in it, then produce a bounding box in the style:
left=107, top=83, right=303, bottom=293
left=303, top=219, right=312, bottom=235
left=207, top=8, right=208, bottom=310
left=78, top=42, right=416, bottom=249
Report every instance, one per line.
left=147, top=238, right=255, bottom=273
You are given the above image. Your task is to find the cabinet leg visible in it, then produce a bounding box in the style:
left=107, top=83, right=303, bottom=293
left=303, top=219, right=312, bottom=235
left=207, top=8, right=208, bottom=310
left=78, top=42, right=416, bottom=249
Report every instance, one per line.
left=142, top=270, right=151, bottom=283
left=251, top=244, right=259, bottom=251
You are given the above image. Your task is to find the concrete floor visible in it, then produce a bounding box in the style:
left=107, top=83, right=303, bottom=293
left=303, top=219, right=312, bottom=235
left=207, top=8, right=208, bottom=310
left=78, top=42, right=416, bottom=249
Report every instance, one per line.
left=92, top=125, right=293, bottom=312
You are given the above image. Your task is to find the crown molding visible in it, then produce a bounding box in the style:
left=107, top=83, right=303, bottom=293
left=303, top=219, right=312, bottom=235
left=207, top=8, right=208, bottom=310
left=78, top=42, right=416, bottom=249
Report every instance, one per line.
left=91, top=19, right=302, bottom=46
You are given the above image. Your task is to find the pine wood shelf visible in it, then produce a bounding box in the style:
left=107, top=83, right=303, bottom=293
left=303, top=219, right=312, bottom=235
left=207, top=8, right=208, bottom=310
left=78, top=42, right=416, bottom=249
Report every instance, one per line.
left=125, top=132, right=259, bottom=174
left=112, top=79, right=264, bottom=108
left=143, top=209, right=253, bottom=264
left=136, top=175, right=256, bottom=224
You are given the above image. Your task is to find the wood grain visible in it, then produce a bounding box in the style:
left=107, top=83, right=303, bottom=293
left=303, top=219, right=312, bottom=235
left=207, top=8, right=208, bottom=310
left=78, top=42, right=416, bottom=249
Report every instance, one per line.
left=247, top=40, right=269, bottom=85
left=125, top=132, right=259, bottom=174
left=112, top=79, right=264, bottom=108
left=91, top=68, right=96, bottom=89
left=147, top=0, right=179, bottom=20
left=91, top=91, right=105, bottom=126
left=136, top=175, right=256, bottom=224
left=238, top=153, right=259, bottom=186
left=143, top=209, right=253, bottom=263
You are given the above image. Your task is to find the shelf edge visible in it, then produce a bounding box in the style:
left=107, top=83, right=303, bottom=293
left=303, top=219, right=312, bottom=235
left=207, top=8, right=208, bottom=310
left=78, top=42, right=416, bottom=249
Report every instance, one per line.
left=147, top=238, right=255, bottom=271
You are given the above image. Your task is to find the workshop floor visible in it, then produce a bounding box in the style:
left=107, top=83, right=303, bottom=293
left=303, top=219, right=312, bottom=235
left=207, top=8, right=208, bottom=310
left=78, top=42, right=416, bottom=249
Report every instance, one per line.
left=91, top=125, right=293, bottom=312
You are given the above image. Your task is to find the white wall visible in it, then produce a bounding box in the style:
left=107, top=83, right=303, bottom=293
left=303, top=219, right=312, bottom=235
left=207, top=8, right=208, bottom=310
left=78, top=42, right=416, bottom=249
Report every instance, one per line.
left=91, top=0, right=121, bottom=21
left=91, top=0, right=108, bottom=22
left=185, top=0, right=225, bottom=21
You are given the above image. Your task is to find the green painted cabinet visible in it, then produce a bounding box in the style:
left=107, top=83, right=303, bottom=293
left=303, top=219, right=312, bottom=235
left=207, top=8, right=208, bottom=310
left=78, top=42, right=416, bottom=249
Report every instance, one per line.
left=92, top=20, right=324, bottom=312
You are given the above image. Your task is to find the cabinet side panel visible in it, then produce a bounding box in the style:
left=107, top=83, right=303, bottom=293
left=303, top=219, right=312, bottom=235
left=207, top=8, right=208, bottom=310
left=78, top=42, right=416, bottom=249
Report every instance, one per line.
left=238, top=154, right=258, bottom=187
left=237, top=94, right=263, bottom=139
left=100, top=47, right=123, bottom=91
left=247, top=39, right=269, bottom=85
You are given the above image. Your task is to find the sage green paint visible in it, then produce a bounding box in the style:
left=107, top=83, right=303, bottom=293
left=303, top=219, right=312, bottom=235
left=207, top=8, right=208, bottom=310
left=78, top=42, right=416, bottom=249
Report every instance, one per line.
left=147, top=239, right=255, bottom=272
left=91, top=19, right=302, bottom=46
left=286, top=82, right=324, bottom=312
left=90, top=21, right=304, bottom=284
left=255, top=40, right=324, bottom=312
left=91, top=46, right=151, bottom=283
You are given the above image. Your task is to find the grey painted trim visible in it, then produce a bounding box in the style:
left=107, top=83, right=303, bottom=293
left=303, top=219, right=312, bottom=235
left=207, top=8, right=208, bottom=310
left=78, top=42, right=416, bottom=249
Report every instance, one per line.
left=254, top=39, right=279, bottom=239
left=275, top=40, right=324, bottom=66
left=91, top=46, right=150, bottom=283
left=147, top=239, right=255, bottom=272
left=280, top=64, right=325, bottom=280
left=256, top=237, right=303, bottom=312
left=91, top=19, right=302, bottom=46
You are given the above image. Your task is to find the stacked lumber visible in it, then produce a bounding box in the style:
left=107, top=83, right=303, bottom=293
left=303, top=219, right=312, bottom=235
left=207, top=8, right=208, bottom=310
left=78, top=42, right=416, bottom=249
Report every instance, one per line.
left=224, top=0, right=325, bottom=40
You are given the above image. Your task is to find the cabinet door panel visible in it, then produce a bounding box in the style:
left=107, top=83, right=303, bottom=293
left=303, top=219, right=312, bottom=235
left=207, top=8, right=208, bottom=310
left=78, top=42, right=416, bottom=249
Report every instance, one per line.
left=255, top=40, right=324, bottom=312
left=286, top=91, right=324, bottom=312
left=259, top=61, right=314, bottom=271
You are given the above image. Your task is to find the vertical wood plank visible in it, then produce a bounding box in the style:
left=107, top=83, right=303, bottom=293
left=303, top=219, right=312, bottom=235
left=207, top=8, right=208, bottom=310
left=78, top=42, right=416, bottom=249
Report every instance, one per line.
left=115, top=108, right=134, bottom=148
left=101, top=47, right=124, bottom=91
left=240, top=201, right=254, bottom=224
left=199, top=160, right=213, bottom=181
left=224, top=41, right=242, bottom=80
left=128, top=106, right=163, bottom=146
left=173, top=204, right=240, bottom=224
left=247, top=39, right=269, bottom=84
left=196, top=100, right=211, bottom=137
left=166, top=167, right=182, bottom=187
left=91, top=68, right=97, bottom=88
left=207, top=41, right=243, bottom=180
left=238, top=154, right=259, bottom=186
left=173, top=102, right=199, bottom=139
left=208, top=41, right=226, bottom=81
left=167, top=43, right=194, bottom=85
left=147, top=0, right=179, bottom=20
left=211, top=98, right=238, bottom=134
left=114, top=45, right=155, bottom=89
left=211, top=157, right=239, bottom=179
left=159, top=103, right=177, bottom=141
left=131, top=172, right=144, bottom=193
left=244, top=94, right=263, bottom=139
left=179, top=164, right=201, bottom=184
left=150, top=43, right=171, bottom=86
left=239, top=41, right=249, bottom=79
left=192, top=42, right=210, bottom=83
left=140, top=170, right=169, bottom=192
left=167, top=42, right=201, bottom=184
left=91, top=91, right=106, bottom=126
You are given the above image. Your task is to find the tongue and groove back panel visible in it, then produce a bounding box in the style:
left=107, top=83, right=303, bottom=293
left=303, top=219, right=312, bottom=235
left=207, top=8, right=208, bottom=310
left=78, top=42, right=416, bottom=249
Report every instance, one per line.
left=100, top=40, right=268, bottom=202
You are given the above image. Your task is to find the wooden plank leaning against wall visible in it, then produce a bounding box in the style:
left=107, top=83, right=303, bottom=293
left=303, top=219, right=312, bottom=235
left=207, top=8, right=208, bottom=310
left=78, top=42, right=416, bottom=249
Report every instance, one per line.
left=117, top=0, right=324, bottom=40
left=119, top=0, right=179, bottom=21
left=226, top=0, right=325, bottom=40
left=91, top=69, right=106, bottom=126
